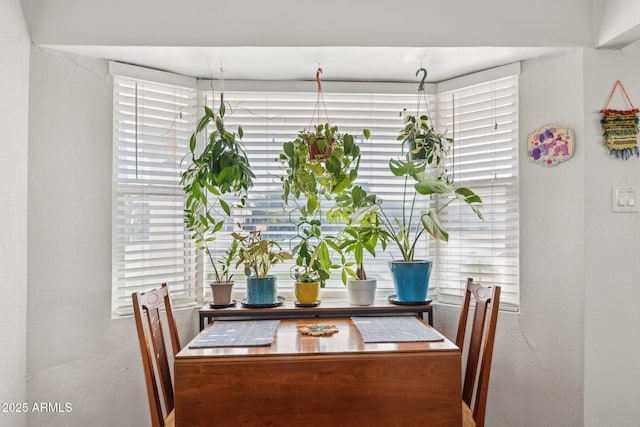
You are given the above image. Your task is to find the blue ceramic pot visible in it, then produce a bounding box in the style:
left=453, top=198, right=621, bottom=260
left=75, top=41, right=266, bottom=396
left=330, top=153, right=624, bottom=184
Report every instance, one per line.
left=246, top=276, right=278, bottom=304
left=389, top=260, right=432, bottom=302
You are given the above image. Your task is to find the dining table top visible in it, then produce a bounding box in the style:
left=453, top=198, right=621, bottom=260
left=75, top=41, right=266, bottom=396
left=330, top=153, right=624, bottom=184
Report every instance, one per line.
left=176, top=316, right=459, bottom=361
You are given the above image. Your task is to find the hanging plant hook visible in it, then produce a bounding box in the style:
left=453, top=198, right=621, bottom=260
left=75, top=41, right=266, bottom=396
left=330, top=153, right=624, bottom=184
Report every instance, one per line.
left=416, top=68, right=427, bottom=92
left=316, top=67, right=323, bottom=93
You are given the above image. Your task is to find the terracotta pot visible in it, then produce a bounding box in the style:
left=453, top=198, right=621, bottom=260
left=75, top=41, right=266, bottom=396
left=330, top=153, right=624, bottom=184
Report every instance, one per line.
left=308, top=137, right=334, bottom=161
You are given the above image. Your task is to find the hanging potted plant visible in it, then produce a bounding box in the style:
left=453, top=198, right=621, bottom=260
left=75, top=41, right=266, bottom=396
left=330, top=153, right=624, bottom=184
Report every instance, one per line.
left=233, top=231, right=292, bottom=306
left=352, top=111, right=483, bottom=303
left=278, top=117, right=368, bottom=304
left=332, top=186, right=389, bottom=306
left=181, top=100, right=255, bottom=305
left=398, top=109, right=453, bottom=161
left=299, top=123, right=337, bottom=161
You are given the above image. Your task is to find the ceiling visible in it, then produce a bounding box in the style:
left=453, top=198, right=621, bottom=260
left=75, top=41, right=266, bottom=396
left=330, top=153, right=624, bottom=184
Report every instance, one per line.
left=47, top=45, right=569, bottom=82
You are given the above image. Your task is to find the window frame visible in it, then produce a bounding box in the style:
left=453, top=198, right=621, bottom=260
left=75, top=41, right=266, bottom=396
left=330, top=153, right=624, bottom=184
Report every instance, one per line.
left=111, top=62, right=520, bottom=316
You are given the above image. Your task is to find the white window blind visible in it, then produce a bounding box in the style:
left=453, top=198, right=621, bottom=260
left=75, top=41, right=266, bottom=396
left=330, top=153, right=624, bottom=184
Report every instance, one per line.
left=112, top=75, right=199, bottom=316
left=431, top=75, right=520, bottom=308
left=200, top=90, right=421, bottom=294
left=111, top=69, right=520, bottom=314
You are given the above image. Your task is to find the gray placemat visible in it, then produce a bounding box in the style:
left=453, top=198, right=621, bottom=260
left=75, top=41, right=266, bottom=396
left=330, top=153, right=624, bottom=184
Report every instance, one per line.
left=189, top=320, right=280, bottom=348
left=351, top=316, right=445, bottom=343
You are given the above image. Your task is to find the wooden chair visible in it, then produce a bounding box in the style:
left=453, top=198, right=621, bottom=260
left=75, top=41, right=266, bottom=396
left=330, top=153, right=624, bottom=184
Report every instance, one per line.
left=456, top=278, right=501, bottom=427
left=132, top=283, right=181, bottom=427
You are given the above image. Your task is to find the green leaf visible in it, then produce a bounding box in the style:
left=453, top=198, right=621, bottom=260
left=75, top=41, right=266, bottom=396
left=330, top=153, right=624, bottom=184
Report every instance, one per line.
left=354, top=245, right=363, bottom=265
left=363, top=128, right=371, bottom=139
left=238, top=126, right=244, bottom=138
left=212, top=220, right=224, bottom=233
left=345, top=267, right=357, bottom=279
left=215, top=116, right=225, bottom=134
left=343, top=134, right=354, bottom=154
left=351, top=204, right=378, bottom=224
left=307, top=195, right=319, bottom=215
left=421, top=211, right=448, bottom=242
left=471, top=205, right=484, bottom=220
left=455, top=187, right=483, bottom=204
left=326, top=156, right=341, bottom=174
left=318, top=242, right=331, bottom=268
left=283, top=141, right=294, bottom=158
left=219, top=199, right=231, bottom=216
left=325, top=239, right=340, bottom=252
left=389, top=159, right=408, bottom=176
left=415, top=175, right=453, bottom=195
left=332, top=177, right=351, bottom=194
left=189, top=134, right=197, bottom=152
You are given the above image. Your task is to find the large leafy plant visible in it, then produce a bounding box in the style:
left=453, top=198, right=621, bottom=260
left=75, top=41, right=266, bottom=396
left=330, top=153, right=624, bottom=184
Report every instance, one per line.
left=181, top=102, right=255, bottom=282
left=353, top=112, right=483, bottom=261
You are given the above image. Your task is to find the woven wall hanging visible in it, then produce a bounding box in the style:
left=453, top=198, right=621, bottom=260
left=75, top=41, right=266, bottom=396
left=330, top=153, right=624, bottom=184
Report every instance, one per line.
left=600, top=80, right=639, bottom=159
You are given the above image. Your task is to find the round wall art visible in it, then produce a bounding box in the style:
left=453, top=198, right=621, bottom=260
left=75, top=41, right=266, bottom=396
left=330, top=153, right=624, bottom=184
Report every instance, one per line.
left=527, top=124, right=574, bottom=167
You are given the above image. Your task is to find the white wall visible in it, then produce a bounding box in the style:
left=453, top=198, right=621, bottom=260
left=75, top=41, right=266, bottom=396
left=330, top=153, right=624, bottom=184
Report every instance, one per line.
left=0, top=1, right=30, bottom=426
left=436, top=49, right=586, bottom=427
left=23, top=43, right=640, bottom=427
left=20, top=0, right=592, bottom=48
left=26, top=48, right=198, bottom=427
left=583, top=43, right=640, bottom=426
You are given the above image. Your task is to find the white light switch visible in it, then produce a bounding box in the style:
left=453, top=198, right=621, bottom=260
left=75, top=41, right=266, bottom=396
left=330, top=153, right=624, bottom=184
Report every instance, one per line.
left=612, top=186, right=640, bottom=212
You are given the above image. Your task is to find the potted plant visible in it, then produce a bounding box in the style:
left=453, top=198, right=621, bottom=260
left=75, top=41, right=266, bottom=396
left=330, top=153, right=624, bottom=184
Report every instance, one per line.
left=333, top=186, right=390, bottom=305
left=181, top=101, right=255, bottom=305
left=280, top=123, right=365, bottom=213
left=208, top=239, right=239, bottom=305
left=298, top=123, right=338, bottom=161
left=233, top=231, right=292, bottom=305
left=354, top=112, right=483, bottom=303
left=398, top=108, right=452, bottom=161
left=278, top=125, right=368, bottom=303
left=289, top=217, right=333, bottom=305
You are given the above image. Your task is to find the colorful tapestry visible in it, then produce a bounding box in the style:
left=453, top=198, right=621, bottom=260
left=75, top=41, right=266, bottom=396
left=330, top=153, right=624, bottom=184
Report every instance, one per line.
left=600, top=80, right=639, bottom=160
left=527, top=124, right=574, bottom=167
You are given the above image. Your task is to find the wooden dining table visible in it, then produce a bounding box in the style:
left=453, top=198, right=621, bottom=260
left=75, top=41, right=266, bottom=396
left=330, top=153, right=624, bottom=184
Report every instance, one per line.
left=174, top=316, right=461, bottom=427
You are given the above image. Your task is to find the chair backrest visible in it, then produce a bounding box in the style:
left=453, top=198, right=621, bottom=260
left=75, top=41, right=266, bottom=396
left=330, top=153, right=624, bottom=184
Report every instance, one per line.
left=455, top=277, right=501, bottom=427
left=132, top=283, right=181, bottom=427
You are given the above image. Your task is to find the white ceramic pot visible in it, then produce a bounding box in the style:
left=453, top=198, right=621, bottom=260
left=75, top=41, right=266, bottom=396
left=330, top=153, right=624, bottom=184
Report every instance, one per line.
left=347, top=278, right=377, bottom=306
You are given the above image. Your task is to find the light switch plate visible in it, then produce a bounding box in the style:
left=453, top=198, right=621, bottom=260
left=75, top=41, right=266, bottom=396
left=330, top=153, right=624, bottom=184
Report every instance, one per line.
left=612, top=186, right=640, bottom=212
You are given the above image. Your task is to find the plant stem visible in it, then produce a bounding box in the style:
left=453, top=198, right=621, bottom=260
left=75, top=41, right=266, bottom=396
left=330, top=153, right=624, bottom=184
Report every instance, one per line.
left=378, top=207, right=407, bottom=260
left=357, top=263, right=367, bottom=280
left=194, top=227, right=221, bottom=282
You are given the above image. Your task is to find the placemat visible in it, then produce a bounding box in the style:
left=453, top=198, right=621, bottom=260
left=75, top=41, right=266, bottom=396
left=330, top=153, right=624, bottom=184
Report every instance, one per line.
left=351, top=316, right=445, bottom=343
left=189, top=320, right=280, bottom=348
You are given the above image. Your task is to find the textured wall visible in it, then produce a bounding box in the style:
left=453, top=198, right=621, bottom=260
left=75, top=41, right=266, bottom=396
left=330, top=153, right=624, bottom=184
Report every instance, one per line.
left=583, top=43, right=640, bottom=427
left=24, top=43, right=640, bottom=426
left=436, top=49, right=586, bottom=427
left=0, top=1, right=30, bottom=426
left=26, top=48, right=198, bottom=427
